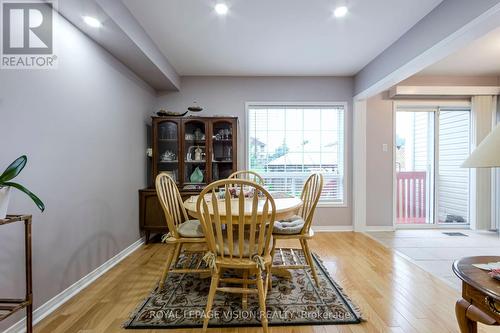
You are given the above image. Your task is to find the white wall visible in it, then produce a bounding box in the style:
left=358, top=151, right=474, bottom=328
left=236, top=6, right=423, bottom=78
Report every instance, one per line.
left=0, top=13, right=155, bottom=329
left=157, top=76, right=354, bottom=227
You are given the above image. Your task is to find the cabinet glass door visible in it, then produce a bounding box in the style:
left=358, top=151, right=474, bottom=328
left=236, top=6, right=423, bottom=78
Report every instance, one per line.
left=157, top=121, right=179, bottom=183
left=183, top=120, right=207, bottom=189
left=211, top=121, right=234, bottom=181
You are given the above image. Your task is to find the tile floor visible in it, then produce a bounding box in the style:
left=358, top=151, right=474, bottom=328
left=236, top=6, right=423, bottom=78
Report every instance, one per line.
left=366, top=229, right=500, bottom=289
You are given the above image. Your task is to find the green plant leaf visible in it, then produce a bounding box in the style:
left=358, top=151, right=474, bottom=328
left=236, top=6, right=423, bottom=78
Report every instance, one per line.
left=0, top=155, right=27, bottom=183
left=3, top=182, right=45, bottom=212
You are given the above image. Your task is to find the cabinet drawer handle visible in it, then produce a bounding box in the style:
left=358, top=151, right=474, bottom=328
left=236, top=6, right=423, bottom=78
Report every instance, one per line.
left=485, top=296, right=500, bottom=315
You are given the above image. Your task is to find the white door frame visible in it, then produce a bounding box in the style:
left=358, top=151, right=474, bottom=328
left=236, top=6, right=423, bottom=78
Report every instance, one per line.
left=392, top=100, right=472, bottom=229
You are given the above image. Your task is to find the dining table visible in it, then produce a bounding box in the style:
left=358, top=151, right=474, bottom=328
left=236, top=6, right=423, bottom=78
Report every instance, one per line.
left=183, top=193, right=303, bottom=222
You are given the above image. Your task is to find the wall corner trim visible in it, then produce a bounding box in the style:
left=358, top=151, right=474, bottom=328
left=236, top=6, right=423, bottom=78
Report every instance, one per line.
left=4, top=238, right=145, bottom=333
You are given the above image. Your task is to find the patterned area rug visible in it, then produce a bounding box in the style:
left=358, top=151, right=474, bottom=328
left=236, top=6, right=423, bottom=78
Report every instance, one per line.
left=124, top=249, right=362, bottom=329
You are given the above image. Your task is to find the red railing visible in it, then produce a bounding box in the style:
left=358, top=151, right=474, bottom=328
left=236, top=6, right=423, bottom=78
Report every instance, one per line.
left=396, top=171, right=427, bottom=224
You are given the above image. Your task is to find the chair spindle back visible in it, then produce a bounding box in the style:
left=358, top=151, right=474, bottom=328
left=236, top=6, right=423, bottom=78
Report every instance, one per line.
left=155, top=173, right=189, bottom=238
left=228, top=170, right=265, bottom=185
left=196, top=179, right=276, bottom=260
left=299, top=173, right=324, bottom=234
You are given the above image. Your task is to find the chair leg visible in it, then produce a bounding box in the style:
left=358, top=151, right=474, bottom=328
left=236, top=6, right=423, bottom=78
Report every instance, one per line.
left=255, top=268, right=268, bottom=333
left=268, top=237, right=277, bottom=291
left=302, top=239, right=320, bottom=287
left=159, top=243, right=180, bottom=290
left=171, top=242, right=183, bottom=268
left=242, top=269, right=249, bottom=310
left=267, top=265, right=272, bottom=294
left=299, top=239, right=312, bottom=267
left=203, top=271, right=220, bottom=333
left=264, top=264, right=272, bottom=298
left=270, top=237, right=277, bottom=264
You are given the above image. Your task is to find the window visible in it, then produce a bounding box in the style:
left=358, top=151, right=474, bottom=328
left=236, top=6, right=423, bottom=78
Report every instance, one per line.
left=246, top=103, right=346, bottom=204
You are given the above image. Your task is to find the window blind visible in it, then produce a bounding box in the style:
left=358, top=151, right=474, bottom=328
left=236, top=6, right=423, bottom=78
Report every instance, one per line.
left=247, top=104, right=345, bottom=204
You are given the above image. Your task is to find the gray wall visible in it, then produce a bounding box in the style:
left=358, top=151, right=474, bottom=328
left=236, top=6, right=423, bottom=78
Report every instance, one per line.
left=157, top=76, right=354, bottom=226
left=366, top=92, right=394, bottom=227
left=0, top=13, right=155, bottom=329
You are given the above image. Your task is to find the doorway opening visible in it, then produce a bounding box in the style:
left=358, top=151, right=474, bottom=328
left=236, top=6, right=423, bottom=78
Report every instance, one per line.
left=395, top=106, right=471, bottom=226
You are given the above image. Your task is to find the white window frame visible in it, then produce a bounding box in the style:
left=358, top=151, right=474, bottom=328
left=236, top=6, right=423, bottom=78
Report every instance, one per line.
left=245, top=101, right=348, bottom=208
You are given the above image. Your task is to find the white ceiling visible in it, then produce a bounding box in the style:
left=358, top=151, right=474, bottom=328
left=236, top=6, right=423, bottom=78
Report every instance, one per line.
left=122, top=0, right=443, bottom=76
left=421, top=26, right=500, bottom=76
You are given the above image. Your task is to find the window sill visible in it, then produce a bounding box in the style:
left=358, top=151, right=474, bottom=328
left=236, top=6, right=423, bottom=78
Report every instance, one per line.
left=316, top=202, right=347, bottom=208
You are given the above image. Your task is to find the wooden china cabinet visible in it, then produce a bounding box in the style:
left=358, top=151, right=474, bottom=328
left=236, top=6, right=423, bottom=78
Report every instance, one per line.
left=139, top=116, right=238, bottom=243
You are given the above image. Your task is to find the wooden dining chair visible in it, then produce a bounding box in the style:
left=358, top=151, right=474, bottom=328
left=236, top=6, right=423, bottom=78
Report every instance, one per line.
left=271, top=173, right=324, bottom=287
left=228, top=170, right=265, bottom=185
left=155, top=173, right=210, bottom=289
left=197, top=179, right=276, bottom=333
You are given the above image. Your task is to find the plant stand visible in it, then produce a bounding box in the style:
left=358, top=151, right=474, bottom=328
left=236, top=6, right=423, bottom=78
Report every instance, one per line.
left=0, top=214, right=32, bottom=333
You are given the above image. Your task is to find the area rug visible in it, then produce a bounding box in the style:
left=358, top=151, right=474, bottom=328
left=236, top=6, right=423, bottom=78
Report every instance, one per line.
left=124, top=249, right=362, bottom=328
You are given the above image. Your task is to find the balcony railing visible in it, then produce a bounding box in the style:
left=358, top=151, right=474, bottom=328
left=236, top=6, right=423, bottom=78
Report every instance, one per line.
left=396, top=171, right=427, bottom=224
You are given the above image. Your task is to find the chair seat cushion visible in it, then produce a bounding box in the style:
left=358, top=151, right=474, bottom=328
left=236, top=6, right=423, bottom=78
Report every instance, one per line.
left=273, top=215, right=305, bottom=235
left=177, top=219, right=204, bottom=238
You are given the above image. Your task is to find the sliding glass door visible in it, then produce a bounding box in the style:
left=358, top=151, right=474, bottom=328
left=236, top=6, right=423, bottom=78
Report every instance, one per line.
left=395, top=107, right=471, bottom=226
left=395, top=110, right=435, bottom=224
left=437, top=109, right=471, bottom=224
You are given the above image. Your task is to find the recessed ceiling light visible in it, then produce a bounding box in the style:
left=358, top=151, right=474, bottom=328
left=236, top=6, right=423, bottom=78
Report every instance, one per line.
left=83, top=16, right=102, bottom=28
left=334, top=6, right=348, bottom=18
left=214, top=3, right=229, bottom=15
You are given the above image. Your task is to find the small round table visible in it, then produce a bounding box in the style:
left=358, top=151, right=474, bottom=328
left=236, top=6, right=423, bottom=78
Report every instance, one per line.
left=453, top=256, right=500, bottom=333
left=183, top=196, right=303, bottom=222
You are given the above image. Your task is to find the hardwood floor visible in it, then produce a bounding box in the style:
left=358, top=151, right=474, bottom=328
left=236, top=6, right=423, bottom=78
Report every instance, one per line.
left=34, top=232, right=497, bottom=333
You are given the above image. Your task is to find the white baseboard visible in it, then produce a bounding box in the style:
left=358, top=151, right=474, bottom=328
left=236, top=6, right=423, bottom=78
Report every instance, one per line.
left=313, top=225, right=394, bottom=232
left=363, top=226, right=395, bottom=232
left=4, top=238, right=144, bottom=333
left=314, top=225, right=354, bottom=232
left=395, top=224, right=470, bottom=229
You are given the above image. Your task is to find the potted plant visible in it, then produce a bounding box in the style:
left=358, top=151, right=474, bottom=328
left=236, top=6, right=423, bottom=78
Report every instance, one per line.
left=0, top=155, right=45, bottom=219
